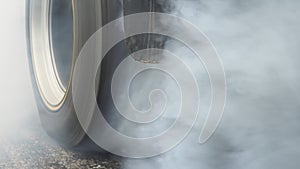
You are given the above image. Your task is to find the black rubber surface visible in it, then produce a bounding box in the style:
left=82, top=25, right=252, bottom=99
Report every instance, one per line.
left=27, top=0, right=165, bottom=151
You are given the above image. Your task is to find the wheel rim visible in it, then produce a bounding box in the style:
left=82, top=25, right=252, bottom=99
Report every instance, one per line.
left=29, top=0, right=74, bottom=111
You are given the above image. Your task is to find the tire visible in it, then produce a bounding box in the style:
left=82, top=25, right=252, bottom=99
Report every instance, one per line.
left=27, top=0, right=165, bottom=150
left=26, top=0, right=124, bottom=149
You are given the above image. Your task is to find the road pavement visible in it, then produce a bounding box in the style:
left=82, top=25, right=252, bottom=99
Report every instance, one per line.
left=0, top=114, right=121, bottom=169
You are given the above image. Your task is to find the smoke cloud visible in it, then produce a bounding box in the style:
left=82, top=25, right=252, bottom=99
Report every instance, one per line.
left=0, top=1, right=38, bottom=136
left=123, top=0, right=300, bottom=168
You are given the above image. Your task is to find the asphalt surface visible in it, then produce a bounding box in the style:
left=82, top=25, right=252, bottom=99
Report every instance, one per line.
left=0, top=115, right=121, bottom=169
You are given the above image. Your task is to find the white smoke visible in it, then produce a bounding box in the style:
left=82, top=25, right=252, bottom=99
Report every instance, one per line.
left=0, top=1, right=38, bottom=136
left=123, top=0, right=300, bottom=168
